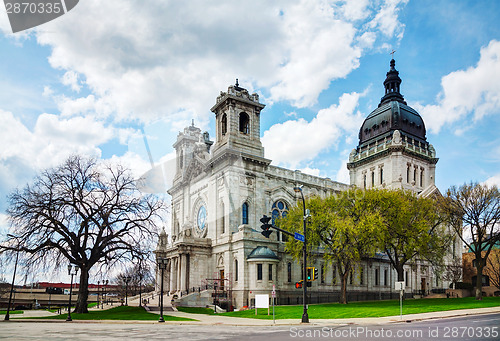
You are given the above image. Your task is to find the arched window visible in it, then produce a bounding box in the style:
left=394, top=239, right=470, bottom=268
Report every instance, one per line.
left=272, top=200, right=289, bottom=242
left=179, top=150, right=183, bottom=169
left=242, top=202, right=249, bottom=225
left=239, top=112, right=250, bottom=134
left=235, top=259, right=238, bottom=282
left=363, top=174, right=367, bottom=189
left=287, top=262, right=292, bottom=283
left=220, top=202, right=225, bottom=234
left=221, top=114, right=227, bottom=135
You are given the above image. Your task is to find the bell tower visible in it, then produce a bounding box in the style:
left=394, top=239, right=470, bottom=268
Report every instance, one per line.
left=210, top=80, right=266, bottom=158
left=347, top=59, right=439, bottom=194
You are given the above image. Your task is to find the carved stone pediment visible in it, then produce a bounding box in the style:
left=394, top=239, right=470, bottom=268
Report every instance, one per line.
left=183, top=156, right=207, bottom=183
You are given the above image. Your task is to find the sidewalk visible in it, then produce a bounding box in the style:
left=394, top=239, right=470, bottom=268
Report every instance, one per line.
left=144, top=306, right=500, bottom=326
left=6, top=305, right=500, bottom=326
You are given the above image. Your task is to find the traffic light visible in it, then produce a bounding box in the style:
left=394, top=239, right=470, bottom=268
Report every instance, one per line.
left=260, top=215, right=273, bottom=238
left=306, top=267, right=313, bottom=281
left=295, top=280, right=311, bottom=288
left=314, top=267, right=319, bottom=281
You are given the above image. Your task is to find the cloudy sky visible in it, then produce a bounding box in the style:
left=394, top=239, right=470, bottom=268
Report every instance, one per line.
left=1, top=0, right=500, bottom=245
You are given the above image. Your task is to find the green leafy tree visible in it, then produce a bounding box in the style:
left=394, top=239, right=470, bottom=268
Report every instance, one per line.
left=1, top=155, right=165, bottom=313
left=443, top=182, right=500, bottom=300
left=374, top=189, right=450, bottom=285
left=280, top=189, right=382, bottom=304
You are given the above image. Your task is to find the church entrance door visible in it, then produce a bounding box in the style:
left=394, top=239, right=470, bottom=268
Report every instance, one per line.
left=220, top=270, right=225, bottom=290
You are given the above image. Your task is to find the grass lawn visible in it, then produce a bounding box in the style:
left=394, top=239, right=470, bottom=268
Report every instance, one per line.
left=29, top=305, right=196, bottom=321
left=220, top=297, right=500, bottom=320
left=0, top=310, right=23, bottom=315
left=177, top=306, right=216, bottom=315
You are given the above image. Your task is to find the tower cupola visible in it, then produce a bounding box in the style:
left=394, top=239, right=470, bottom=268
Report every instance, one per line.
left=380, top=59, right=406, bottom=106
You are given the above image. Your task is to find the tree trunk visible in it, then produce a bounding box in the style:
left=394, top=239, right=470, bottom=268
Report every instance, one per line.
left=75, top=267, right=90, bottom=313
left=396, top=266, right=404, bottom=282
left=475, top=257, right=483, bottom=301
left=339, top=271, right=349, bottom=304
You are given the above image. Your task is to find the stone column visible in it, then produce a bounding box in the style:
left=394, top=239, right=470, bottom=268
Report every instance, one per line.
left=165, top=259, right=171, bottom=294
left=177, top=256, right=182, bottom=292
left=170, top=258, right=177, bottom=292
left=180, top=254, right=187, bottom=292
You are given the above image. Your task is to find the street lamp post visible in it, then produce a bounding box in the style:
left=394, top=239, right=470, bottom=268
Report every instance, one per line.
left=66, top=264, right=79, bottom=322
left=139, top=269, right=143, bottom=307
left=157, top=258, right=168, bottom=323
left=4, top=234, right=19, bottom=321
left=294, top=186, right=309, bottom=323
left=97, top=280, right=100, bottom=309
left=124, top=276, right=131, bottom=306
left=102, top=280, right=108, bottom=309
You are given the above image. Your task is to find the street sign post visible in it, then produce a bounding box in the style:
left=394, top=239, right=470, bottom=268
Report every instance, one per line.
left=294, top=232, right=305, bottom=242
left=272, top=285, right=276, bottom=324
left=395, top=281, right=405, bottom=319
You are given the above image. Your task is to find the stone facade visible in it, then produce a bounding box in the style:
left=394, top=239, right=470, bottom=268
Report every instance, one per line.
left=155, top=61, right=460, bottom=309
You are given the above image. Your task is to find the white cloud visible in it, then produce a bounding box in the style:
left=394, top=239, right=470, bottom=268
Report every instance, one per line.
left=367, top=0, right=408, bottom=39
left=298, top=167, right=321, bottom=177
left=484, top=174, right=500, bottom=188
left=31, top=0, right=407, bottom=123
left=338, top=0, right=371, bottom=21
left=262, top=92, right=364, bottom=168
left=416, top=40, right=500, bottom=134
left=335, top=159, right=350, bottom=183
left=0, top=109, right=121, bottom=209
left=61, top=71, right=82, bottom=92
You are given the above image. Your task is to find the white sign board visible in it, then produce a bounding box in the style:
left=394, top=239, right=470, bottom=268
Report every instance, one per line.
left=395, top=281, right=405, bottom=291
left=255, top=294, right=269, bottom=308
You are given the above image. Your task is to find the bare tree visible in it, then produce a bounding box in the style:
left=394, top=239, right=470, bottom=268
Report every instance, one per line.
left=442, top=256, right=463, bottom=289
left=1, top=155, right=165, bottom=313
left=444, top=182, right=500, bottom=300
left=115, top=262, right=155, bottom=298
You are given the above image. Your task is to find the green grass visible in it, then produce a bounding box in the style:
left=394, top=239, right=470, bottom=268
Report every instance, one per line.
left=29, top=305, right=196, bottom=321
left=0, top=310, right=23, bottom=315
left=177, top=306, right=216, bottom=315
left=220, top=297, right=500, bottom=320
left=87, top=302, right=99, bottom=308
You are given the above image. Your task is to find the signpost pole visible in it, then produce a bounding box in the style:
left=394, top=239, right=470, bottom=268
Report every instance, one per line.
left=272, top=284, right=276, bottom=324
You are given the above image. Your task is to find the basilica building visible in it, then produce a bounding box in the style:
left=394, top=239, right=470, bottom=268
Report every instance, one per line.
left=155, top=60, right=460, bottom=309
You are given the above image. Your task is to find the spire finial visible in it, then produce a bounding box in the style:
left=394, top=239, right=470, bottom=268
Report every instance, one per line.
left=390, top=50, right=396, bottom=71
left=191, top=119, right=195, bottom=127
left=235, top=78, right=239, bottom=87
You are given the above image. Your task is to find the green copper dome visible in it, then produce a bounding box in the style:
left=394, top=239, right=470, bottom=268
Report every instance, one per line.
left=247, top=246, right=279, bottom=260
left=358, top=59, right=427, bottom=148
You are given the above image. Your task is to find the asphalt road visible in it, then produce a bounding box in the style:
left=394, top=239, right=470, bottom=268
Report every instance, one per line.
left=0, top=313, right=499, bottom=341
left=248, top=313, right=500, bottom=341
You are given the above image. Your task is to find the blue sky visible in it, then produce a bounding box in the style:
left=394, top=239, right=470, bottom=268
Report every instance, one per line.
left=1, top=0, right=500, bottom=263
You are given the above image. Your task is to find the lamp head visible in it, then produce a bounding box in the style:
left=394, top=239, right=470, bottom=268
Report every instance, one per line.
left=293, top=185, right=303, bottom=193
left=67, top=264, right=72, bottom=275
